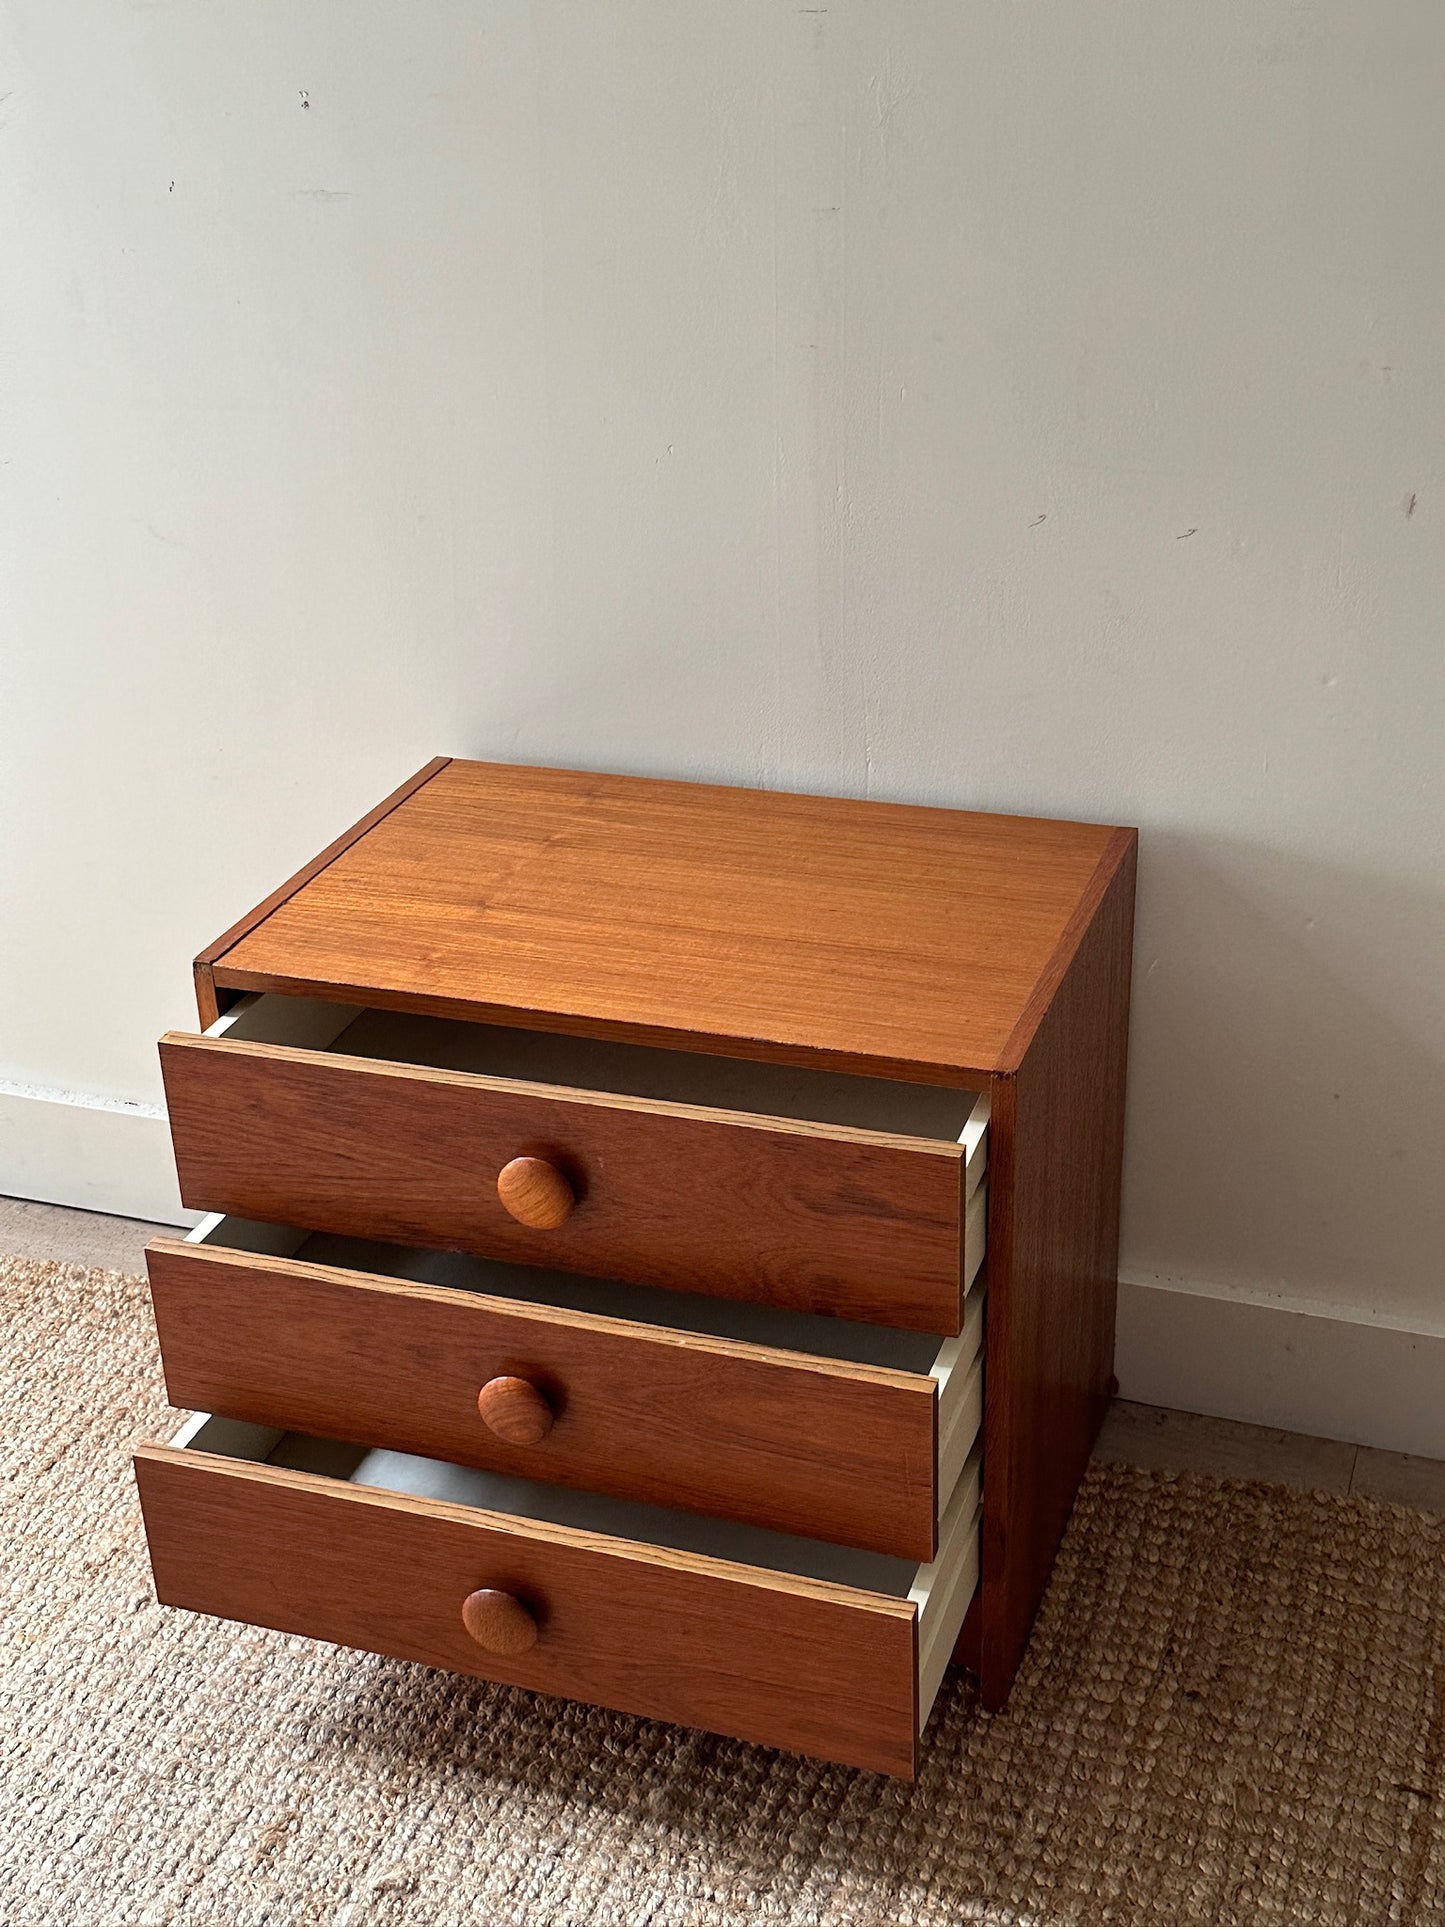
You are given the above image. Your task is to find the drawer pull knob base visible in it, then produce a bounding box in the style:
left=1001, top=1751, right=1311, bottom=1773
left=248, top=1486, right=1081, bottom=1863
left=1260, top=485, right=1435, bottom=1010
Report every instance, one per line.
left=461, top=1588, right=539, bottom=1655
left=497, top=1156, right=576, bottom=1229
left=477, top=1374, right=554, bottom=1444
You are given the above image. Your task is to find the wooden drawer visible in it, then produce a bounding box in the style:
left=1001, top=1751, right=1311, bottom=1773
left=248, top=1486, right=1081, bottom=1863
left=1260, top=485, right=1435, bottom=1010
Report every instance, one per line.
left=134, top=1414, right=981, bottom=1779
left=147, top=1212, right=985, bottom=1561
left=160, top=995, right=989, bottom=1333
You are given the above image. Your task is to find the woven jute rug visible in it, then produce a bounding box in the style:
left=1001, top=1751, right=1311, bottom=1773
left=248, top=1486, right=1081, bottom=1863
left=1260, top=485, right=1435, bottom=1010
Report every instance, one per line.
left=2, top=1254, right=1443, bottom=1926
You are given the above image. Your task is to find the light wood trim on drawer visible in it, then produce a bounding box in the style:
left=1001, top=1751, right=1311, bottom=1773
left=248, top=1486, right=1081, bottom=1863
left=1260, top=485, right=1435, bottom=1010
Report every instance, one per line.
left=916, top=1445, right=982, bottom=1726
left=146, top=1236, right=947, bottom=1558
left=134, top=1440, right=927, bottom=1777
left=158, top=1034, right=975, bottom=1332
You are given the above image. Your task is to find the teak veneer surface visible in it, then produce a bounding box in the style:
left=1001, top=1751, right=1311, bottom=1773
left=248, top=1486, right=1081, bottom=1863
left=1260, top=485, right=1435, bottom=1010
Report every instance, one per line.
left=978, top=838, right=1136, bottom=1707
left=158, top=1035, right=970, bottom=1332
left=155, top=757, right=1139, bottom=1725
left=134, top=1445, right=922, bottom=1777
left=207, top=759, right=1126, bottom=1083
left=145, top=1239, right=943, bottom=1558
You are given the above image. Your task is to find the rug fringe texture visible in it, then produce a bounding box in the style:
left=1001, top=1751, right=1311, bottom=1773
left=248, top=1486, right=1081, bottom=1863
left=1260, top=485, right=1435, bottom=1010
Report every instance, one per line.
left=2, top=1253, right=1443, bottom=1925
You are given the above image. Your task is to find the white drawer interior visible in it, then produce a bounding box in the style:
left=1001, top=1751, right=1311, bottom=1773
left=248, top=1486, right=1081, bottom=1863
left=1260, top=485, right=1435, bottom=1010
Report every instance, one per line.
left=207, top=992, right=990, bottom=1179
left=187, top=1210, right=984, bottom=1492
left=172, top=1410, right=980, bottom=1732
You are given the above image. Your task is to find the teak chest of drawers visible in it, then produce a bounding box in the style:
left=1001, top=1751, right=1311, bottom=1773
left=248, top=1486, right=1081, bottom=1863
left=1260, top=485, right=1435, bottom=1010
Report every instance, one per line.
left=134, top=757, right=1136, bottom=1779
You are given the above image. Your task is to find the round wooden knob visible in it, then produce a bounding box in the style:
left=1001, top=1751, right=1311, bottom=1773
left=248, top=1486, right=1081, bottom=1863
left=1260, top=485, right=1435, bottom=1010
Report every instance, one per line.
left=497, top=1155, right=575, bottom=1229
left=461, top=1588, right=538, bottom=1655
left=477, top=1374, right=554, bottom=1445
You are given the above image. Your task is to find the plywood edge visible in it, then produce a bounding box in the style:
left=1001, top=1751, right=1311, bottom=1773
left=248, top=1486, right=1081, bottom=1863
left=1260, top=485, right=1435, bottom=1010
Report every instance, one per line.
left=994, top=825, right=1138, bottom=1076
left=193, top=959, right=222, bottom=1031
left=910, top=1607, right=922, bottom=1775
left=191, top=756, right=453, bottom=1024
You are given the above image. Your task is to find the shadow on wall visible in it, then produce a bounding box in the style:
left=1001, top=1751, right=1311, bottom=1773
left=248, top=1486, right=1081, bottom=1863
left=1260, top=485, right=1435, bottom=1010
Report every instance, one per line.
left=1121, top=829, right=1445, bottom=1331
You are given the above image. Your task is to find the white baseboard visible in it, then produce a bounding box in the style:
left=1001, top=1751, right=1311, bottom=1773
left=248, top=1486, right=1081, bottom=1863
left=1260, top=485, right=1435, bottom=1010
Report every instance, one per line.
left=0, top=1085, right=191, bottom=1226
left=1118, top=1274, right=1445, bottom=1462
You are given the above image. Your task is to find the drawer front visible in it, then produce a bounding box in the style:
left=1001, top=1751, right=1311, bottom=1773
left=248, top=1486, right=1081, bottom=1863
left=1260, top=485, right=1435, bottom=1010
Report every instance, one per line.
left=146, top=1236, right=949, bottom=1559
left=159, top=1032, right=975, bottom=1332
left=134, top=1440, right=925, bottom=1776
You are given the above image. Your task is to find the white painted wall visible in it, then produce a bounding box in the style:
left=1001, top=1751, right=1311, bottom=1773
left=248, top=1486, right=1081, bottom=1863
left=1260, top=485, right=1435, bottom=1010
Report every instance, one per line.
left=3, top=7, right=1442, bottom=1429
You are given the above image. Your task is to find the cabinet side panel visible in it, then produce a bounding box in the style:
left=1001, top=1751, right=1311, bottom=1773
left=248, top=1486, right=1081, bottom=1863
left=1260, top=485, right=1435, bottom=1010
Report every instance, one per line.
left=979, top=837, right=1136, bottom=1708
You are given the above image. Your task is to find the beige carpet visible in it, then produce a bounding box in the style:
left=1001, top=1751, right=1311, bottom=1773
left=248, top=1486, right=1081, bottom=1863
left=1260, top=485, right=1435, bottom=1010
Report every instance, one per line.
left=3, top=1255, right=1443, bottom=1927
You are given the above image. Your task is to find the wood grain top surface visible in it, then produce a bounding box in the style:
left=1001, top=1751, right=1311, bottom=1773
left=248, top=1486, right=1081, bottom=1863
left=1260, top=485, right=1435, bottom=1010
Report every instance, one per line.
left=209, top=758, right=1134, bottom=1081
